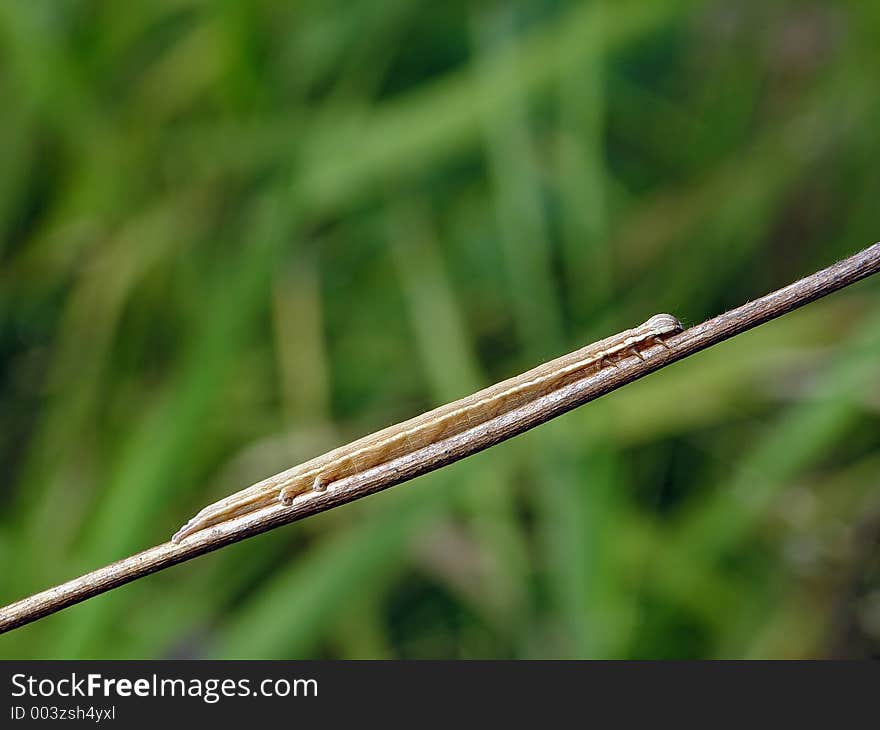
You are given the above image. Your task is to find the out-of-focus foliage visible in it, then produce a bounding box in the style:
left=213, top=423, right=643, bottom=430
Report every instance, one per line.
left=1, top=0, right=879, bottom=659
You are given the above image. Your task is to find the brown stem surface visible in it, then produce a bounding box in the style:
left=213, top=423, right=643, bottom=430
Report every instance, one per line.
left=2, top=242, right=880, bottom=634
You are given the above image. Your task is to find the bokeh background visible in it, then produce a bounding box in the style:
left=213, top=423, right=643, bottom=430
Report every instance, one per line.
left=2, top=0, right=879, bottom=659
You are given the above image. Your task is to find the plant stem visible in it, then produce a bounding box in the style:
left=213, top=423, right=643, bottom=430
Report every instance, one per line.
left=2, top=242, right=880, bottom=634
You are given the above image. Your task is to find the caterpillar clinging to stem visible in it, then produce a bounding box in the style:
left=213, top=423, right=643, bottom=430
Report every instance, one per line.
left=171, top=313, right=682, bottom=543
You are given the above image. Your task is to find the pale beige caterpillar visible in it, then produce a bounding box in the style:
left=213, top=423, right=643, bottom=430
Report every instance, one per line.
left=171, top=313, right=682, bottom=543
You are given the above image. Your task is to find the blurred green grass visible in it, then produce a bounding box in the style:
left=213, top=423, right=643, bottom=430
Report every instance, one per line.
left=1, top=0, right=879, bottom=658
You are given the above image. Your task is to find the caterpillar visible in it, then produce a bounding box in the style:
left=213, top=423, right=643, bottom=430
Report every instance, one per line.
left=171, top=313, right=682, bottom=543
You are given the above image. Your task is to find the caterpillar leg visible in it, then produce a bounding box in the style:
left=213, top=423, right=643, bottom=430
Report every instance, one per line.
left=279, top=476, right=328, bottom=505
left=313, top=475, right=329, bottom=492
left=279, top=486, right=298, bottom=505
left=629, top=346, right=646, bottom=361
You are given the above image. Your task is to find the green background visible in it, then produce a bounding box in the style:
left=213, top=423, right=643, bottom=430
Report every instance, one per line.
left=1, top=0, right=879, bottom=659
